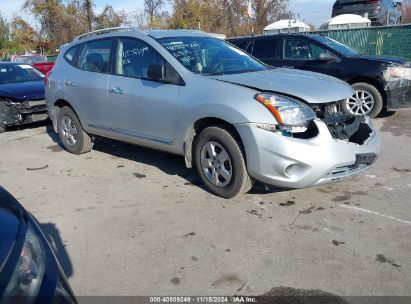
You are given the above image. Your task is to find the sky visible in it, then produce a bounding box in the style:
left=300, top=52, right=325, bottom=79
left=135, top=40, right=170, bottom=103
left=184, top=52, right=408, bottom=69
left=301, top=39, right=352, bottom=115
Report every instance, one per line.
left=0, top=0, right=336, bottom=28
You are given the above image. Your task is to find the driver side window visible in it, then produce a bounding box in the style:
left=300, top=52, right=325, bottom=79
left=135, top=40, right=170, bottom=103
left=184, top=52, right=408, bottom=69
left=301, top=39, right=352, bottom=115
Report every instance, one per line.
left=284, top=39, right=336, bottom=61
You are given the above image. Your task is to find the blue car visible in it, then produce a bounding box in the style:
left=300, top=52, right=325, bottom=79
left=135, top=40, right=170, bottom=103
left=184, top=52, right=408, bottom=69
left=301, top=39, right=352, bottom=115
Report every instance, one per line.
left=0, top=187, right=77, bottom=303
left=0, top=63, right=48, bottom=133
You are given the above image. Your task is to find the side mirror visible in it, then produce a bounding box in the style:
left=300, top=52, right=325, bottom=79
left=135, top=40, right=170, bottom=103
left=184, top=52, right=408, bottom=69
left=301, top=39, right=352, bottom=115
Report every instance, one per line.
left=318, top=52, right=336, bottom=62
left=147, top=64, right=165, bottom=82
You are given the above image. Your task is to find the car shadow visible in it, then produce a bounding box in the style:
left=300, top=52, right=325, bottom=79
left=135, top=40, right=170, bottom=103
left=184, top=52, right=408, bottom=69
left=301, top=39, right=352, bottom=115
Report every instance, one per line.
left=377, top=109, right=396, bottom=118
left=93, top=136, right=201, bottom=182
left=39, top=222, right=73, bottom=278
left=46, top=127, right=291, bottom=196
left=5, top=120, right=51, bottom=133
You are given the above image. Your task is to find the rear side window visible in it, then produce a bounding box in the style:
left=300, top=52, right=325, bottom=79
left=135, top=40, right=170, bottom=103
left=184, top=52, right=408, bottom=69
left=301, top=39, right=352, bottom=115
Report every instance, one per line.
left=252, top=38, right=282, bottom=60
left=77, top=39, right=113, bottom=73
left=64, top=45, right=79, bottom=64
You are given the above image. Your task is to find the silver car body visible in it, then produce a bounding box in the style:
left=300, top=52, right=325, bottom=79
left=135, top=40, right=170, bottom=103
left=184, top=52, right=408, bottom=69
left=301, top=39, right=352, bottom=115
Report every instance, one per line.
left=46, top=28, right=381, bottom=189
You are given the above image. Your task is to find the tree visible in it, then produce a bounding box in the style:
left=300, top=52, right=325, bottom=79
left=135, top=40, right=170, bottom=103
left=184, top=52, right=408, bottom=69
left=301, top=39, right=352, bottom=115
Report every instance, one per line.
left=82, top=0, right=126, bottom=31
left=23, top=0, right=127, bottom=52
left=144, top=0, right=165, bottom=28
left=0, top=14, right=10, bottom=49
left=252, top=0, right=289, bottom=33
left=10, top=16, right=38, bottom=52
left=402, top=3, right=411, bottom=24
left=167, top=0, right=290, bottom=36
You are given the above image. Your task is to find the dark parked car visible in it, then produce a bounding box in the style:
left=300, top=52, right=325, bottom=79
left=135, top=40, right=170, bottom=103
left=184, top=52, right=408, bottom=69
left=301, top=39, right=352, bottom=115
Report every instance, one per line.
left=332, top=0, right=402, bottom=25
left=0, top=187, right=76, bottom=303
left=0, top=63, right=48, bottom=133
left=228, top=34, right=411, bottom=117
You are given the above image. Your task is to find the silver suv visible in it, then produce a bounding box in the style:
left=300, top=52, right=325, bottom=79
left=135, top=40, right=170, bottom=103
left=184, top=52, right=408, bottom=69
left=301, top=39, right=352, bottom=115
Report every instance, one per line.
left=46, top=28, right=381, bottom=198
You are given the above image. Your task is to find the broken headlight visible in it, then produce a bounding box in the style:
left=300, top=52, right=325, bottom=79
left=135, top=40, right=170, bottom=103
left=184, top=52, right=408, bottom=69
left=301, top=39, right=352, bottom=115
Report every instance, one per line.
left=1, top=223, right=46, bottom=303
left=384, top=66, right=411, bottom=81
left=255, top=93, right=316, bottom=132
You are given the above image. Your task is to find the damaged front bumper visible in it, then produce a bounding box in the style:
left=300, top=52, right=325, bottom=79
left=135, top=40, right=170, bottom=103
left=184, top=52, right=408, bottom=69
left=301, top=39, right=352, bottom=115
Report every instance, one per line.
left=0, top=98, right=48, bottom=128
left=236, top=115, right=381, bottom=189
left=383, top=65, right=411, bottom=110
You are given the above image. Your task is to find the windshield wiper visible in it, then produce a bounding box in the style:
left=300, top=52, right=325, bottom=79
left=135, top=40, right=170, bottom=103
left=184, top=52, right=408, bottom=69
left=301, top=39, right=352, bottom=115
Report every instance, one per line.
left=203, top=72, right=226, bottom=76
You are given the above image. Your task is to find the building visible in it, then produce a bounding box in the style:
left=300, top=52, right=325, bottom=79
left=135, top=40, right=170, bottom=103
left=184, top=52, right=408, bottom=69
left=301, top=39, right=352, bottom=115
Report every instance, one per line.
left=320, top=14, right=372, bottom=30
left=263, top=19, right=311, bottom=34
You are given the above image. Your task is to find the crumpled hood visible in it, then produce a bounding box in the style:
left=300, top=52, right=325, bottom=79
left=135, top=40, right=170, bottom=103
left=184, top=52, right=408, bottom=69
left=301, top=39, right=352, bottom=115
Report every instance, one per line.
left=0, top=80, right=45, bottom=101
left=350, top=54, right=410, bottom=66
left=211, top=68, right=354, bottom=104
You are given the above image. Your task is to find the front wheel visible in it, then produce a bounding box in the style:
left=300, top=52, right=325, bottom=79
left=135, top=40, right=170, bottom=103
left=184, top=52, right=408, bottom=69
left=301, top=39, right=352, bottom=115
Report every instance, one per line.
left=0, top=125, right=5, bottom=133
left=57, top=106, right=94, bottom=154
left=342, top=82, right=383, bottom=118
left=194, top=127, right=254, bottom=199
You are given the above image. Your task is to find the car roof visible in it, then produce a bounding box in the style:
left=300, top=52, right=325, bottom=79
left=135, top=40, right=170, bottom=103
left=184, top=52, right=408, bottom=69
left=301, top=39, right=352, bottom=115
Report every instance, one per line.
left=228, top=33, right=321, bottom=41
left=71, top=27, right=212, bottom=44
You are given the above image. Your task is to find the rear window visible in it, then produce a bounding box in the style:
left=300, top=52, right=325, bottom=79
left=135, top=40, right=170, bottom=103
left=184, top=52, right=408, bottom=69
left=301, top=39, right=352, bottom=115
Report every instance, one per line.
left=77, top=39, right=113, bottom=74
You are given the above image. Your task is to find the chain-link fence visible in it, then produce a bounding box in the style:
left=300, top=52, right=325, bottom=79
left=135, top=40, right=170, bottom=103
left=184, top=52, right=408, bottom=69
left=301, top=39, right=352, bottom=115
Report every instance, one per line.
left=308, top=24, right=411, bottom=59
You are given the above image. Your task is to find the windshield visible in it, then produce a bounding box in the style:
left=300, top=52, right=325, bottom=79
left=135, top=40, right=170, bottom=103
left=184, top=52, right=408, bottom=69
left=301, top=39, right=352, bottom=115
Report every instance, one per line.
left=0, top=64, right=44, bottom=84
left=311, top=36, right=358, bottom=56
left=158, top=36, right=267, bottom=75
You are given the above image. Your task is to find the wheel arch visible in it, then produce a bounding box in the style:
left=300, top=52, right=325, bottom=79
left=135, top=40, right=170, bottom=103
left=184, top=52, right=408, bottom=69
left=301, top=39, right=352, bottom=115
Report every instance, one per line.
left=52, top=99, right=79, bottom=133
left=183, top=117, right=245, bottom=169
left=345, top=77, right=387, bottom=106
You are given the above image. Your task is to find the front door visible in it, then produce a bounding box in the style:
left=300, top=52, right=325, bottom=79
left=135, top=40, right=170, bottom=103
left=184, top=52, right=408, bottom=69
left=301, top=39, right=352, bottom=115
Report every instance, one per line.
left=281, top=38, right=342, bottom=77
left=107, top=37, right=181, bottom=147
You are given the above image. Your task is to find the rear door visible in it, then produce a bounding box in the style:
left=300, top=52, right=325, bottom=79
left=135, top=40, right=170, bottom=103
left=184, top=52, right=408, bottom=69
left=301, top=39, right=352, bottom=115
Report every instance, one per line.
left=250, top=37, right=283, bottom=67
left=64, top=38, right=114, bottom=131
left=281, top=37, right=342, bottom=77
left=107, top=37, right=181, bottom=146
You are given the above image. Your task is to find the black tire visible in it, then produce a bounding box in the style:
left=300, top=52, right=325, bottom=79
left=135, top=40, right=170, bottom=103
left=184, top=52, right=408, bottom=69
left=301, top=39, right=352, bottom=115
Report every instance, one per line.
left=57, top=106, right=93, bottom=154
left=0, top=125, right=5, bottom=133
left=342, top=82, right=383, bottom=118
left=194, top=126, right=254, bottom=199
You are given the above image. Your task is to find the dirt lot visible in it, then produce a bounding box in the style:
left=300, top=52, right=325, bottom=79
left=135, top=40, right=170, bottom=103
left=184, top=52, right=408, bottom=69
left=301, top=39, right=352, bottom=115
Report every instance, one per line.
left=1, top=110, right=411, bottom=300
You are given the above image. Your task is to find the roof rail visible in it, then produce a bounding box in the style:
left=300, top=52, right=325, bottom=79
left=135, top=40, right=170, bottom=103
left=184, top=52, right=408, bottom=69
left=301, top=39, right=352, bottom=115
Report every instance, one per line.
left=73, top=27, right=136, bottom=42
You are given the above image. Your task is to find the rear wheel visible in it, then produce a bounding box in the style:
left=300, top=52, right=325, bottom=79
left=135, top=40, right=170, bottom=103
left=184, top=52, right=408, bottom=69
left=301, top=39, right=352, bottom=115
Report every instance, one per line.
left=343, top=82, right=383, bottom=118
left=194, top=126, right=254, bottom=199
left=57, top=106, right=93, bottom=154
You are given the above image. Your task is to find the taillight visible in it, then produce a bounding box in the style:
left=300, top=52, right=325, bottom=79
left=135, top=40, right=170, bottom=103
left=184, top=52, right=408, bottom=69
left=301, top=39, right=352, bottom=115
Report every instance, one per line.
left=44, top=71, right=51, bottom=85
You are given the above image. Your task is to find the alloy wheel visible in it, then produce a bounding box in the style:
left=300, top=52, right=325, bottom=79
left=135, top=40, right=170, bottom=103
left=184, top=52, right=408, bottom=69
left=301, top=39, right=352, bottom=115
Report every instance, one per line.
left=61, top=116, right=78, bottom=147
left=345, top=90, right=375, bottom=115
left=200, top=141, right=233, bottom=187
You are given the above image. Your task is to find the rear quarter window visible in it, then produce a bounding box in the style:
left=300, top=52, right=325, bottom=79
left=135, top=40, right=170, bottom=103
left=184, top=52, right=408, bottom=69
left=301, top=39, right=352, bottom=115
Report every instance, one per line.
left=64, top=45, right=79, bottom=65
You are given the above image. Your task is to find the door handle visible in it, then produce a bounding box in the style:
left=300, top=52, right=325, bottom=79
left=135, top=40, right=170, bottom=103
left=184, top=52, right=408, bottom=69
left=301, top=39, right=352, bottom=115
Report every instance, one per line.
left=109, top=87, right=124, bottom=95
left=66, top=80, right=77, bottom=86
left=282, top=65, right=294, bottom=69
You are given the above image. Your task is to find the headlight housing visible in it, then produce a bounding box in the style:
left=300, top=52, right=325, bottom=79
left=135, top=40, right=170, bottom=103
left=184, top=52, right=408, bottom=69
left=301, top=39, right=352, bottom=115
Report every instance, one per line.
left=384, top=66, right=411, bottom=81
left=255, top=93, right=316, bottom=131
left=2, top=223, right=46, bottom=303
